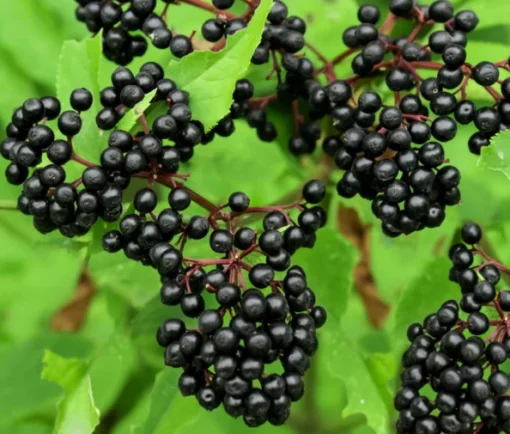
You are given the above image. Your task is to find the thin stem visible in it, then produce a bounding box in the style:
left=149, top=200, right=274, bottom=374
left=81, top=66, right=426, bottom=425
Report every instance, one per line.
left=292, top=100, right=304, bottom=136
left=407, top=22, right=425, bottom=42
left=472, top=248, right=510, bottom=275
left=136, top=110, right=151, bottom=135
left=184, top=258, right=231, bottom=265
left=379, top=13, right=398, bottom=35
left=248, top=95, right=278, bottom=108
left=179, top=0, right=237, bottom=19
left=331, top=48, right=358, bottom=66
left=270, top=50, right=282, bottom=83
left=0, top=200, right=17, bottom=211
left=305, top=42, right=336, bottom=82
left=71, top=152, right=95, bottom=167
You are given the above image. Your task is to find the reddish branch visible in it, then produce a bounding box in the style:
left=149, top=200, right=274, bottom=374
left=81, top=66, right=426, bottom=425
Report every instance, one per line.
left=178, top=0, right=237, bottom=19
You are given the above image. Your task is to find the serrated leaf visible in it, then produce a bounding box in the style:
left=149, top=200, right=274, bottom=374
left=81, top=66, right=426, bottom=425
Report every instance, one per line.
left=0, top=334, right=92, bottom=426
left=57, top=33, right=104, bottom=164
left=116, top=89, right=158, bottom=133
left=319, top=332, right=391, bottom=434
left=164, top=0, right=272, bottom=131
left=478, top=130, right=510, bottom=181
left=42, top=351, right=100, bottom=434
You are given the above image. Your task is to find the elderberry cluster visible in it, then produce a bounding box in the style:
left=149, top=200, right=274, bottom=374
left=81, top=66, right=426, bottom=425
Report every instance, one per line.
left=96, top=62, right=206, bottom=160
left=247, top=0, right=500, bottom=236
left=101, top=183, right=328, bottom=426
left=396, top=223, right=510, bottom=434
left=0, top=61, right=215, bottom=236
left=75, top=0, right=194, bottom=64
left=0, top=89, right=110, bottom=236
left=201, top=0, right=248, bottom=42
left=251, top=1, right=306, bottom=65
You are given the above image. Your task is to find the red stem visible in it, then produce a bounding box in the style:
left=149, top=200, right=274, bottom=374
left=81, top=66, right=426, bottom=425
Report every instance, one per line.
left=179, top=0, right=237, bottom=19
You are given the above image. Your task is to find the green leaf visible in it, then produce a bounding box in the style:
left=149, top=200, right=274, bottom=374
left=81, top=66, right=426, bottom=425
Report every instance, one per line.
left=0, top=334, right=92, bottom=426
left=4, top=420, right=53, bottom=434
left=130, top=296, right=173, bottom=337
left=319, top=332, right=391, bottom=434
left=42, top=351, right=100, bottom=434
left=0, top=48, right=39, bottom=130
left=394, top=257, right=460, bottom=344
left=131, top=369, right=184, bottom=434
left=57, top=33, right=104, bottom=164
left=165, top=0, right=272, bottom=131
left=291, top=0, right=359, bottom=77
left=184, top=122, right=301, bottom=205
left=39, top=0, right=89, bottom=42
left=371, top=221, right=456, bottom=303
left=88, top=332, right=137, bottom=413
left=0, top=1, right=64, bottom=89
left=89, top=250, right=161, bottom=308
left=478, top=130, right=510, bottom=181
left=116, top=89, right=158, bottom=133
left=0, top=213, right=86, bottom=342
left=293, top=227, right=358, bottom=321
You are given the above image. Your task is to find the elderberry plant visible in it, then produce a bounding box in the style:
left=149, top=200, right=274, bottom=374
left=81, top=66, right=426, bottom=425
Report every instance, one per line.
left=0, top=55, right=328, bottom=425
left=2, top=0, right=510, bottom=433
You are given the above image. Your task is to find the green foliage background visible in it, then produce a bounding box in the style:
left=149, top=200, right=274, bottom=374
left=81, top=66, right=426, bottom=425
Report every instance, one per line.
left=1, top=0, right=510, bottom=433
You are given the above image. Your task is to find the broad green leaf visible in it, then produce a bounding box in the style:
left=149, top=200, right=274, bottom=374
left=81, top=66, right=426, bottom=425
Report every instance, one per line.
left=320, top=332, right=391, bottom=434
left=57, top=33, right=104, bottom=165
left=89, top=250, right=161, bottom=308
left=394, top=257, right=460, bottom=344
left=130, top=296, right=172, bottom=338
left=478, top=130, right=510, bottom=181
left=42, top=351, right=100, bottom=434
left=0, top=334, right=92, bottom=426
left=0, top=213, right=85, bottom=342
left=371, top=220, right=456, bottom=304
left=131, top=369, right=182, bottom=434
left=293, top=227, right=359, bottom=321
left=165, top=0, right=272, bottom=131
left=184, top=122, right=301, bottom=204
left=88, top=332, right=137, bottom=413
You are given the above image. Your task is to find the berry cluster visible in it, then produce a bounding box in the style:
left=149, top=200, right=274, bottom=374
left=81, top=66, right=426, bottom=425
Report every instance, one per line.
left=74, top=0, right=269, bottom=65
left=240, top=0, right=510, bottom=235
left=74, top=0, right=510, bottom=238
left=0, top=61, right=215, bottom=237
left=251, top=1, right=306, bottom=65
left=101, top=184, right=328, bottom=426
left=75, top=0, right=194, bottom=64
left=1, top=49, right=329, bottom=424
left=96, top=62, right=206, bottom=159
left=396, top=222, right=510, bottom=434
